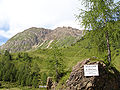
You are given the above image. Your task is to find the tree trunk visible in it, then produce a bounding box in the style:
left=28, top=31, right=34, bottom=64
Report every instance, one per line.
left=56, top=68, right=59, bottom=83
left=105, top=31, right=111, bottom=64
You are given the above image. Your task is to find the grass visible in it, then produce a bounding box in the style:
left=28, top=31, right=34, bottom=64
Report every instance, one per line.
left=0, top=82, right=47, bottom=90
left=0, top=87, right=47, bottom=90
left=27, top=36, right=120, bottom=72
left=0, top=30, right=120, bottom=89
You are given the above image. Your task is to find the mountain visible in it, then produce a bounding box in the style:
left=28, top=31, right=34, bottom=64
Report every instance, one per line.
left=0, top=26, right=83, bottom=53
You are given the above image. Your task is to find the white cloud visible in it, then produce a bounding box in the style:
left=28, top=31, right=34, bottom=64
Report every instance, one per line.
left=0, top=0, right=84, bottom=39
left=51, top=20, right=84, bottom=30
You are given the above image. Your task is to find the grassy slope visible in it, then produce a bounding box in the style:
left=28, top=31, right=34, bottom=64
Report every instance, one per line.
left=1, top=30, right=120, bottom=89
left=27, top=36, right=120, bottom=89
left=29, top=35, right=120, bottom=75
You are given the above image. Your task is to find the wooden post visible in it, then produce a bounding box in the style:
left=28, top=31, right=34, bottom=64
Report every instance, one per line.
left=46, top=77, right=53, bottom=90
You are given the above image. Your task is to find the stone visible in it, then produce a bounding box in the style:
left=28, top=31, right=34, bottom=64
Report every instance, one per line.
left=66, top=58, right=120, bottom=90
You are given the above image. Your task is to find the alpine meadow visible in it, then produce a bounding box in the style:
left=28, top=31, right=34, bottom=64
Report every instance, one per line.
left=0, top=0, right=120, bottom=90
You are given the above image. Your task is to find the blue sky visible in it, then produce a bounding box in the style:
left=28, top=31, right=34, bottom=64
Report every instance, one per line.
left=0, top=36, right=8, bottom=45
left=0, top=0, right=119, bottom=46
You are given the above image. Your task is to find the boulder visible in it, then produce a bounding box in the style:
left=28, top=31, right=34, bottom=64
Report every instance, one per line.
left=66, top=59, right=120, bottom=90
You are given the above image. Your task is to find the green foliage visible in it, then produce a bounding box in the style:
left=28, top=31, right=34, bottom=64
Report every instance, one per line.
left=0, top=1, right=119, bottom=89
left=77, top=0, right=117, bottom=30
left=0, top=51, right=40, bottom=88
left=47, top=46, right=65, bottom=83
left=40, top=73, right=47, bottom=85
left=0, top=27, right=120, bottom=88
left=26, top=75, right=32, bottom=86
left=77, top=0, right=120, bottom=64
left=32, top=76, right=38, bottom=88
left=0, top=51, right=16, bottom=82
left=16, top=52, right=32, bottom=62
left=2, top=50, right=12, bottom=61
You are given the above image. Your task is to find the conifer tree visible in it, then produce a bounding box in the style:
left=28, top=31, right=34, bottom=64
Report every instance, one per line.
left=41, top=73, right=47, bottom=85
left=32, top=76, right=38, bottom=88
left=3, top=50, right=12, bottom=61
left=48, top=46, right=65, bottom=83
left=26, top=75, right=32, bottom=86
left=77, top=0, right=120, bottom=64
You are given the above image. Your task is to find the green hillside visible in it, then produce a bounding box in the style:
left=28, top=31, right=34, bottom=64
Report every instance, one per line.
left=0, top=27, right=120, bottom=89
left=0, top=0, right=119, bottom=89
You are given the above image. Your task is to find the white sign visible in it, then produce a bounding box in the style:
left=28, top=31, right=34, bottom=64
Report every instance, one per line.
left=84, top=64, right=99, bottom=76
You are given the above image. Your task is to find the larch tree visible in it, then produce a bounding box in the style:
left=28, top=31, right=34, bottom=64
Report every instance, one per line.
left=48, top=46, right=65, bottom=83
left=77, top=0, right=120, bottom=64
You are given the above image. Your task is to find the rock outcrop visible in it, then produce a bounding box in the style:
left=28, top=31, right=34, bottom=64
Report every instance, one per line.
left=66, top=59, right=120, bottom=90
left=0, top=27, right=52, bottom=52
left=0, top=26, right=83, bottom=53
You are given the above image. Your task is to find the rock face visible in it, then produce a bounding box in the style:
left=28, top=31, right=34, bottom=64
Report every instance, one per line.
left=66, top=59, right=120, bottom=90
left=46, top=26, right=82, bottom=40
left=0, top=26, right=83, bottom=53
left=0, top=27, right=52, bottom=52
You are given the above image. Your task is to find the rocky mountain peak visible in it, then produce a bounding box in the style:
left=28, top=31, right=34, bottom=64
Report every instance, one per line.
left=0, top=26, right=83, bottom=53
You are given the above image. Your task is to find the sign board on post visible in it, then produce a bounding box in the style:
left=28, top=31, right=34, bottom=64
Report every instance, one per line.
left=84, top=64, right=99, bottom=76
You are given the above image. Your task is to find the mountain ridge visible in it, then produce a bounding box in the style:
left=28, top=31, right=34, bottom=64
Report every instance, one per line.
left=0, top=26, right=83, bottom=53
